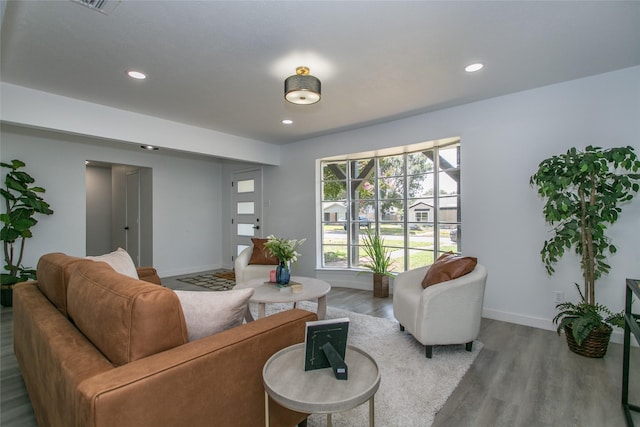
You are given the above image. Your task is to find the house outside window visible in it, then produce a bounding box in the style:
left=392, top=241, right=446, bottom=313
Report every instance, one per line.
left=415, top=210, right=429, bottom=222
left=320, top=139, right=460, bottom=272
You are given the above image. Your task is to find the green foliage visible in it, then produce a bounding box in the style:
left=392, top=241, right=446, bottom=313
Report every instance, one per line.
left=553, top=284, right=624, bottom=346
left=263, top=235, right=306, bottom=263
left=359, top=229, right=394, bottom=276
left=529, top=145, right=640, bottom=305
left=1, top=160, right=54, bottom=285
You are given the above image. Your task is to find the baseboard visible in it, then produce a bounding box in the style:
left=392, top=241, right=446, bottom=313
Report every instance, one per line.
left=482, top=308, right=637, bottom=347
left=159, top=263, right=223, bottom=278
left=482, top=308, right=554, bottom=331
left=315, top=270, right=394, bottom=292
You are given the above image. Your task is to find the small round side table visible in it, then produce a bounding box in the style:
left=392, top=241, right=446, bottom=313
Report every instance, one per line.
left=263, top=343, right=380, bottom=427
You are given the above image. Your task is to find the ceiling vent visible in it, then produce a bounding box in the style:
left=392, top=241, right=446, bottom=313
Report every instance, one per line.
left=70, top=0, right=120, bottom=15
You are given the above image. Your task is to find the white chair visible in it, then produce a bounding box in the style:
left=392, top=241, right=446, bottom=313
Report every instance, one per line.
left=234, top=246, right=276, bottom=285
left=393, top=263, right=488, bottom=358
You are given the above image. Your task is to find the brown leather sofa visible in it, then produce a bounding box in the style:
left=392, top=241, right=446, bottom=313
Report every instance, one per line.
left=13, top=253, right=315, bottom=427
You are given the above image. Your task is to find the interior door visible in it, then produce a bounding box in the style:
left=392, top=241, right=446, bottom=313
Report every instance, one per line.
left=232, top=169, right=263, bottom=261
left=125, top=170, right=140, bottom=267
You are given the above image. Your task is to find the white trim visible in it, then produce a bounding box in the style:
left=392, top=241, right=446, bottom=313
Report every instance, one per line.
left=314, top=269, right=397, bottom=293
left=158, top=263, right=222, bottom=278
left=482, top=307, right=637, bottom=346
left=311, top=276, right=638, bottom=348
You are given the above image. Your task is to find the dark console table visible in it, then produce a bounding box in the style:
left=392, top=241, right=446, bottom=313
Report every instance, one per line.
left=623, top=278, right=640, bottom=426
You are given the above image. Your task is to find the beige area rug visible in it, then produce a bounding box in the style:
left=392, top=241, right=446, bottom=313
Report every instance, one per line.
left=254, top=301, right=482, bottom=427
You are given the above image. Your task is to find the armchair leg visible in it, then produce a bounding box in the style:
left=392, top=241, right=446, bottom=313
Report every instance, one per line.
left=399, top=324, right=405, bottom=332
left=465, top=341, right=473, bottom=352
left=425, top=345, right=433, bottom=358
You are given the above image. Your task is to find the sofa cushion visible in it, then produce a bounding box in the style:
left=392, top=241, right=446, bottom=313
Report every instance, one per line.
left=67, top=261, right=188, bottom=366
left=248, top=238, right=279, bottom=265
left=36, top=252, right=85, bottom=317
left=421, top=252, right=478, bottom=288
left=174, top=288, right=254, bottom=341
left=86, top=248, right=138, bottom=279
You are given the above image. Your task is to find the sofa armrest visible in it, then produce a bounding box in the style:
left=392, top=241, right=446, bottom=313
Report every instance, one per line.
left=136, top=267, right=161, bottom=285
left=76, top=309, right=317, bottom=427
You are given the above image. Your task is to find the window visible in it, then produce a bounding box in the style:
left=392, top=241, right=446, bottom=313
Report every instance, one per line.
left=320, top=140, right=460, bottom=272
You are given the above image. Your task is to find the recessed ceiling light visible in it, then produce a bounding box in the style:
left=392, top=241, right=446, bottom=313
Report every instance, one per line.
left=127, top=70, right=147, bottom=80
left=465, top=63, right=484, bottom=73
left=141, top=145, right=159, bottom=151
left=282, top=119, right=293, bottom=125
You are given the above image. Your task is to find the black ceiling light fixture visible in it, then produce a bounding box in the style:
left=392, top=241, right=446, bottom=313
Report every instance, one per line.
left=284, top=66, right=321, bottom=105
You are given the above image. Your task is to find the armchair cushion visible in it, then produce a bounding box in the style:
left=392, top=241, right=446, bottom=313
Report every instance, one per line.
left=421, top=252, right=477, bottom=288
left=248, top=238, right=279, bottom=265
left=174, top=288, right=255, bottom=341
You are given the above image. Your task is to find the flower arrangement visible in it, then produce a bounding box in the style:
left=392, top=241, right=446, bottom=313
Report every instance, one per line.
left=263, top=235, right=306, bottom=263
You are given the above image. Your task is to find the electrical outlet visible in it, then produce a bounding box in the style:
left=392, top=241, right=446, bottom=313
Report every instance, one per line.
left=553, top=291, right=564, bottom=304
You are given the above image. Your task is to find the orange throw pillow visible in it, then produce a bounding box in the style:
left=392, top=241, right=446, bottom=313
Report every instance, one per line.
left=421, top=252, right=478, bottom=288
left=248, top=238, right=279, bottom=265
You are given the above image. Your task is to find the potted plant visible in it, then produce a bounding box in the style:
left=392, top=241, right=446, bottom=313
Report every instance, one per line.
left=360, top=228, right=394, bottom=298
left=263, top=235, right=306, bottom=285
left=530, top=145, right=640, bottom=357
left=1, top=159, right=54, bottom=307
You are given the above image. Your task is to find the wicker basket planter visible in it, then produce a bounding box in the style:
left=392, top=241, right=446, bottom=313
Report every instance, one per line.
left=564, top=324, right=612, bottom=358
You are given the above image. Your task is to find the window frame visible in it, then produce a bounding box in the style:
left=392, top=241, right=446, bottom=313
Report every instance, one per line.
left=318, top=138, right=461, bottom=272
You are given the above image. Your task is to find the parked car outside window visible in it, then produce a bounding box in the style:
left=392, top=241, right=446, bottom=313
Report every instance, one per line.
left=342, top=216, right=371, bottom=230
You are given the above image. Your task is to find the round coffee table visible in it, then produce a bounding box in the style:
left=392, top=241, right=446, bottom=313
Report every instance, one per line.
left=235, top=276, right=331, bottom=320
left=263, top=343, right=380, bottom=427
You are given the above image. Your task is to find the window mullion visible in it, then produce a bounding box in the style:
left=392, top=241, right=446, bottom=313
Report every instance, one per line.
left=433, top=147, right=440, bottom=258
left=403, top=152, right=409, bottom=271
left=374, top=157, right=380, bottom=235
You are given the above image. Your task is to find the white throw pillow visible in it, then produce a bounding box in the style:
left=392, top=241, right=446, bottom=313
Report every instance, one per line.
left=174, top=288, right=254, bottom=341
left=86, top=248, right=138, bottom=279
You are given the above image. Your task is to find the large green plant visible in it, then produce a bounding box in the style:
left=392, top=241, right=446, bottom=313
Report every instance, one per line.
left=530, top=146, right=640, bottom=345
left=530, top=145, right=640, bottom=305
left=1, top=160, right=54, bottom=286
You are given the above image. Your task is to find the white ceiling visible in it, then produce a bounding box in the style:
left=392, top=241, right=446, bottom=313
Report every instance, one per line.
left=2, top=1, right=639, bottom=145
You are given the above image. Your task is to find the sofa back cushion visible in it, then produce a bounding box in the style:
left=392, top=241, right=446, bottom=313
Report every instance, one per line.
left=36, top=252, right=85, bottom=317
left=67, top=261, right=188, bottom=366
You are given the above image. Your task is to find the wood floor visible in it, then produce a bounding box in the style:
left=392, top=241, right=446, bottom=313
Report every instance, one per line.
left=1, top=281, right=638, bottom=426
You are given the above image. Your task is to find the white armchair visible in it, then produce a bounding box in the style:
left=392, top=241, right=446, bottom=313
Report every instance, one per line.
left=234, top=246, right=275, bottom=285
left=393, top=263, right=488, bottom=358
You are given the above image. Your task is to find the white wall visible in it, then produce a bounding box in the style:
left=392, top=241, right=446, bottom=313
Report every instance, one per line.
left=0, top=124, right=225, bottom=277
left=256, top=66, right=640, bottom=338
